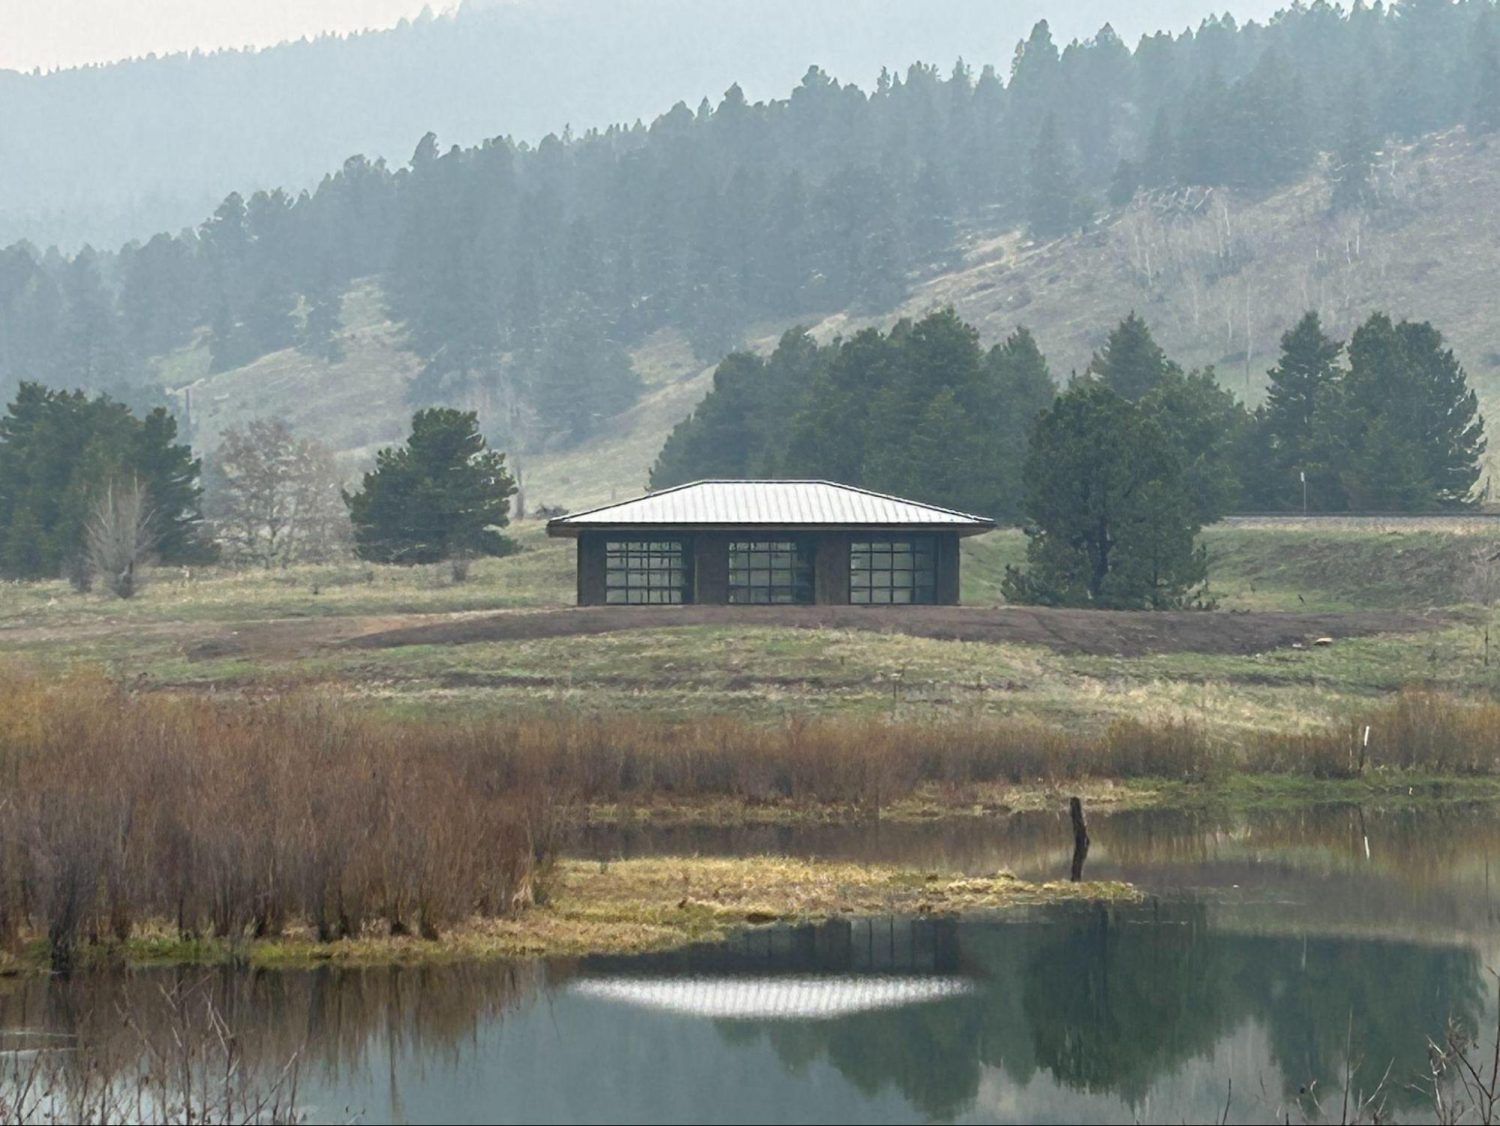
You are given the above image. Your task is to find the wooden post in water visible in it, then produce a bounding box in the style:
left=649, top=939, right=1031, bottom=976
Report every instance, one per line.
left=1069, top=796, right=1090, bottom=883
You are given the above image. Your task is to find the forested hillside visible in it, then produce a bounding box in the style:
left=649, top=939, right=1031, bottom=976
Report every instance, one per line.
left=0, top=0, right=1278, bottom=249
left=2, top=2, right=1498, bottom=509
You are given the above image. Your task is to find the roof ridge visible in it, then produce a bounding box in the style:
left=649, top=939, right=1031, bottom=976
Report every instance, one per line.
left=547, top=479, right=995, bottom=529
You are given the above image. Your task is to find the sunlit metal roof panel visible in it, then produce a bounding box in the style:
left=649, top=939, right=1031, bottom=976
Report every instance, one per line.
left=546, top=480, right=995, bottom=535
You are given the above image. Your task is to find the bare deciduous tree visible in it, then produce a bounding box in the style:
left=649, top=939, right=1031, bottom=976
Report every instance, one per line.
left=205, top=418, right=351, bottom=567
left=86, top=477, right=156, bottom=599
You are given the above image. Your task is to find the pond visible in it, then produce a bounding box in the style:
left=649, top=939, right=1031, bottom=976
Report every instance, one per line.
left=6, top=802, right=1500, bottom=1124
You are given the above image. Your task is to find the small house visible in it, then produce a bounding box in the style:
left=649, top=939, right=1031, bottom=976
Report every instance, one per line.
left=545, top=480, right=994, bottom=606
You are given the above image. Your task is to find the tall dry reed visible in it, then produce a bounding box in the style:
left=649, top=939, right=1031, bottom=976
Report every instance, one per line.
left=0, top=667, right=554, bottom=972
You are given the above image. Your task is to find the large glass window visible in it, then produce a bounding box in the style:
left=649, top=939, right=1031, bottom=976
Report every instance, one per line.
left=729, top=539, right=814, bottom=604
left=850, top=536, right=937, bottom=604
left=604, top=539, right=690, bottom=604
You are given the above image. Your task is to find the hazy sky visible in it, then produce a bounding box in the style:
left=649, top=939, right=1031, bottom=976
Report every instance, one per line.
left=2, top=0, right=451, bottom=71
left=4, top=0, right=1297, bottom=75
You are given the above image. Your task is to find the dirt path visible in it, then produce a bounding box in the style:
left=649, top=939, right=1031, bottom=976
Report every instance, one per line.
left=334, top=604, right=1447, bottom=658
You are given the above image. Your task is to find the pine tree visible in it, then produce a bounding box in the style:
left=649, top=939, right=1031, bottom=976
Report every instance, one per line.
left=1141, top=107, right=1176, bottom=189
left=1026, top=113, right=1084, bottom=240
left=650, top=352, right=765, bottom=487
left=1263, top=312, right=1345, bottom=507
left=1330, top=83, right=1378, bottom=212
left=130, top=407, right=208, bottom=563
left=120, top=233, right=203, bottom=358
left=1340, top=313, right=1486, bottom=509
left=300, top=288, right=345, bottom=362
left=0, top=383, right=206, bottom=577
left=58, top=249, right=131, bottom=393
left=1088, top=313, right=1179, bottom=402
left=780, top=328, right=881, bottom=484
left=208, top=298, right=241, bottom=373
left=903, top=389, right=972, bottom=510
left=1140, top=366, right=1248, bottom=524
left=345, top=408, right=517, bottom=564
left=1002, top=381, right=1206, bottom=609
left=985, top=327, right=1056, bottom=521
left=1107, top=158, right=1140, bottom=207
left=529, top=305, right=643, bottom=444
left=241, top=274, right=298, bottom=356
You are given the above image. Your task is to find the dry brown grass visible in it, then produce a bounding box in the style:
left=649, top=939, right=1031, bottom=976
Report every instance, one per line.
left=0, top=666, right=554, bottom=974
left=1246, top=691, right=1500, bottom=778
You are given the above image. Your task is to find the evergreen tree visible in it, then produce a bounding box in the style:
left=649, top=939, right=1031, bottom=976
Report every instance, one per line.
left=7, top=1, right=1496, bottom=462
left=1262, top=312, right=1344, bottom=508
left=58, top=249, right=131, bottom=393
left=1330, top=82, right=1378, bottom=212
left=241, top=274, right=298, bottom=357
left=1026, top=113, right=1084, bottom=239
left=206, top=294, right=236, bottom=372
left=119, top=233, right=202, bottom=358
left=1088, top=312, right=1179, bottom=402
left=528, top=305, right=643, bottom=444
left=300, top=288, right=345, bottom=362
left=780, top=327, right=883, bottom=484
left=1340, top=313, right=1485, bottom=508
left=985, top=327, right=1057, bottom=521
left=1177, top=70, right=1232, bottom=185
left=1141, top=107, right=1176, bottom=189
left=1140, top=367, right=1248, bottom=524
left=1108, top=159, right=1140, bottom=207
left=130, top=406, right=209, bottom=563
left=345, top=408, right=517, bottom=564
left=0, top=383, right=206, bottom=578
left=1002, top=381, right=1207, bottom=609
left=650, top=352, right=766, bottom=487
left=903, top=388, right=972, bottom=509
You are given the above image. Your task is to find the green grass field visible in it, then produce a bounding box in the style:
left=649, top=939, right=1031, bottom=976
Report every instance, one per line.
left=3, top=522, right=1497, bottom=737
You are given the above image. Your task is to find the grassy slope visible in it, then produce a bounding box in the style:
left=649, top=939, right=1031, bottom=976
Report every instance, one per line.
left=159, top=132, right=1500, bottom=511
left=866, top=130, right=1500, bottom=423
left=3, top=523, right=1496, bottom=737
left=156, top=283, right=745, bottom=510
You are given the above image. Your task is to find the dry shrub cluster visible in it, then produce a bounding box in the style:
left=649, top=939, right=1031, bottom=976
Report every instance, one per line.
left=0, top=667, right=555, bottom=973
left=477, top=711, right=1226, bottom=814
left=1247, top=691, right=1500, bottom=778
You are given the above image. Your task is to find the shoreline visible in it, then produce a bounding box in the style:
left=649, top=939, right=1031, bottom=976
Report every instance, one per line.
left=571, top=772, right=1500, bottom=826
left=6, top=775, right=1499, bottom=979
left=1, top=856, right=1134, bottom=978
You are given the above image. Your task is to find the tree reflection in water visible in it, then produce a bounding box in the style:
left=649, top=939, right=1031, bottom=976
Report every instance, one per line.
left=668, top=906, right=1485, bottom=1121
left=0, top=903, right=1487, bottom=1124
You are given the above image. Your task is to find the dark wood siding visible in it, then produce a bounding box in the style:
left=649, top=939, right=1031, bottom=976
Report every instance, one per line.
left=577, top=533, right=606, bottom=605
left=936, top=532, right=961, bottom=605
left=814, top=532, right=850, bottom=604
left=693, top=534, right=728, bottom=604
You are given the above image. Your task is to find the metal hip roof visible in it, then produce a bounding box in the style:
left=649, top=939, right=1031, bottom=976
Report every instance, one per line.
left=546, top=480, right=995, bottom=534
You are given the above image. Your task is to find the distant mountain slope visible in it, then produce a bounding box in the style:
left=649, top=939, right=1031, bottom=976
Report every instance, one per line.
left=0, top=0, right=1285, bottom=249
left=176, top=131, right=1500, bottom=509
left=861, top=129, right=1500, bottom=407
left=159, top=280, right=722, bottom=510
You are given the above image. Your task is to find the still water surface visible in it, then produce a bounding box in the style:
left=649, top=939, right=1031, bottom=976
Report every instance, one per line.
left=7, top=802, right=1500, bottom=1124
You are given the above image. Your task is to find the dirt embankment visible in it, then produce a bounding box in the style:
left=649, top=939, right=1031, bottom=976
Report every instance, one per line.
left=336, top=604, right=1445, bottom=658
